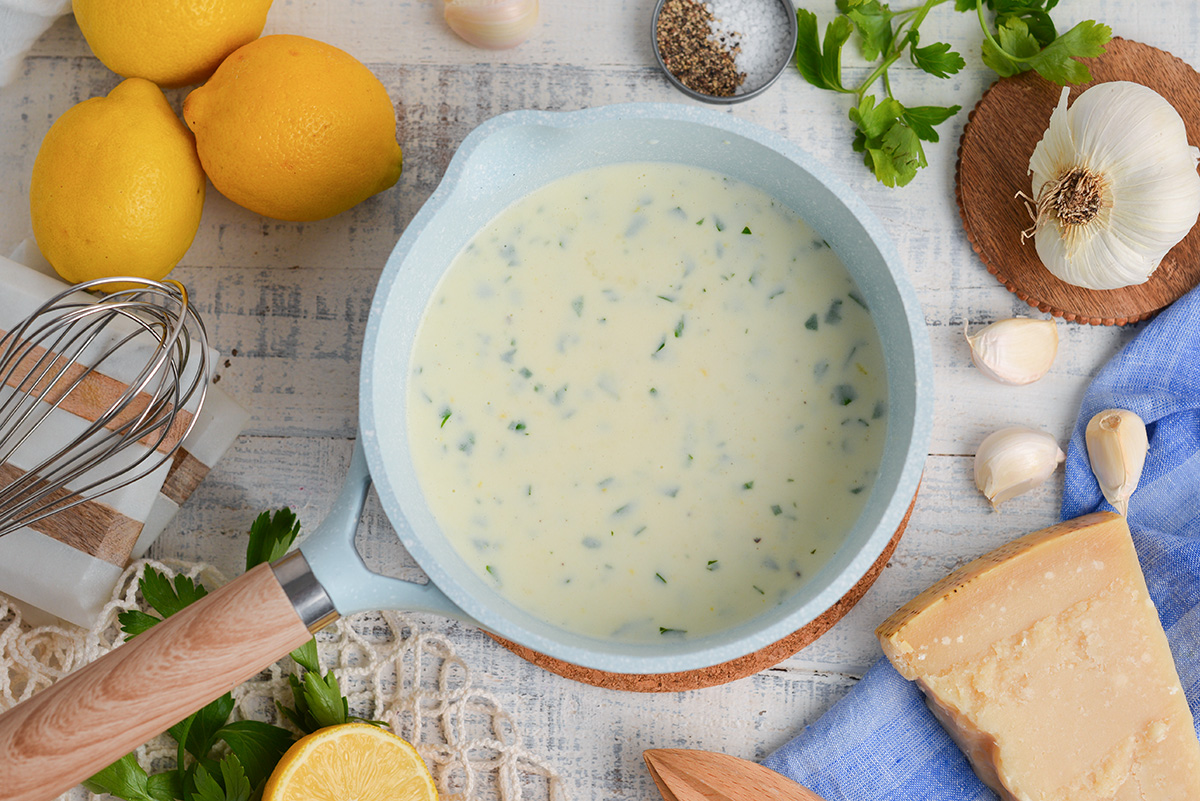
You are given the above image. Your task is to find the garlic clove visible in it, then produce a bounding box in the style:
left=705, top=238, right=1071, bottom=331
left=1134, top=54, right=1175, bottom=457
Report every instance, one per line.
left=1085, top=408, right=1149, bottom=516
left=444, top=0, right=539, bottom=50
left=974, top=426, right=1066, bottom=510
left=965, top=317, right=1058, bottom=385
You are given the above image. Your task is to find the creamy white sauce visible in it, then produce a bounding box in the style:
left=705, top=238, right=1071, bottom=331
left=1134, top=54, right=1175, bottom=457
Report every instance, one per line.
left=407, top=162, right=887, bottom=642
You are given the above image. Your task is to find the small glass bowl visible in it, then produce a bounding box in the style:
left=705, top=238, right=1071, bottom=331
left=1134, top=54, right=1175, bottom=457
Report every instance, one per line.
left=651, top=0, right=798, bottom=105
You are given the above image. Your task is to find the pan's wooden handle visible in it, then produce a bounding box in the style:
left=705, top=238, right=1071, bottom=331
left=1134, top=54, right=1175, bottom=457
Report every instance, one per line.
left=0, top=563, right=315, bottom=801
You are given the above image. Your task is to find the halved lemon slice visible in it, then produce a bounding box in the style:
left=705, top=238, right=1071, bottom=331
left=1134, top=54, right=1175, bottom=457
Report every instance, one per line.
left=264, top=722, right=438, bottom=801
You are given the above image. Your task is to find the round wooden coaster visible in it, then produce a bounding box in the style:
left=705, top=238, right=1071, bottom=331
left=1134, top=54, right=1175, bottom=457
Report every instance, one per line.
left=956, top=37, right=1200, bottom=325
left=487, top=486, right=918, bottom=692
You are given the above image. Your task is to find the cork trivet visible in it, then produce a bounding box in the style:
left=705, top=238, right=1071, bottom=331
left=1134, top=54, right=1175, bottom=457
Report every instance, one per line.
left=489, top=486, right=918, bottom=692
left=955, top=37, right=1200, bottom=326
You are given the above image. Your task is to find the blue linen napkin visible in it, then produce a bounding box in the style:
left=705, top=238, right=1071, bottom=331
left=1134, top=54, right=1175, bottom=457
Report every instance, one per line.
left=763, top=285, right=1200, bottom=800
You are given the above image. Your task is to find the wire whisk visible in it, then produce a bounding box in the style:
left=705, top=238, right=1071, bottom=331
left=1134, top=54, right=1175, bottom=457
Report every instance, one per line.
left=0, top=277, right=209, bottom=539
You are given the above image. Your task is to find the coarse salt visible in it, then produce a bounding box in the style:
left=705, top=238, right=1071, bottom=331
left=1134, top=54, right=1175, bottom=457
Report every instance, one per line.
left=704, top=0, right=793, bottom=95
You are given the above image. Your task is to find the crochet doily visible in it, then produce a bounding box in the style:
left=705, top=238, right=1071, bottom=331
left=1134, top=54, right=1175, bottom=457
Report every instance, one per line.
left=0, top=559, right=564, bottom=801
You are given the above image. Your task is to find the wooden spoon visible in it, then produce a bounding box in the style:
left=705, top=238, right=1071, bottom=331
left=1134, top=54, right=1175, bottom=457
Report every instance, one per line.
left=643, top=749, right=827, bottom=801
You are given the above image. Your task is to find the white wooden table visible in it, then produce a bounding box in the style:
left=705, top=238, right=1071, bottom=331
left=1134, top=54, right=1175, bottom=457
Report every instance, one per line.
left=1, top=1, right=1194, bottom=798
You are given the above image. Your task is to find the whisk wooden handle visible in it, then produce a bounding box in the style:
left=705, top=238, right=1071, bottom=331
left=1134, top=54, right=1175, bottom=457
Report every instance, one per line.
left=0, top=563, right=315, bottom=801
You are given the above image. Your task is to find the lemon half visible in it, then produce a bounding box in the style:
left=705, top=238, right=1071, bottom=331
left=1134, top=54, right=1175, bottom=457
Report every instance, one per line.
left=264, top=723, right=438, bottom=801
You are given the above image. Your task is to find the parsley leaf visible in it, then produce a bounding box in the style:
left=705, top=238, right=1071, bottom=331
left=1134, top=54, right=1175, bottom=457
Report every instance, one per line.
left=278, top=671, right=349, bottom=734
left=193, top=755, right=253, bottom=801
left=83, top=754, right=156, bottom=801
left=117, top=609, right=163, bottom=638
left=290, top=637, right=321, bottom=673
left=836, top=0, right=894, bottom=61
left=161, top=694, right=295, bottom=795
left=1023, top=19, right=1110, bottom=84
left=118, top=569, right=209, bottom=639
left=142, top=570, right=207, bottom=619
left=83, top=756, right=181, bottom=801
left=795, top=9, right=854, bottom=92
left=909, top=39, right=965, bottom=78
left=983, top=0, right=1060, bottom=45
left=1012, top=10, right=1057, bottom=46
left=168, top=693, right=235, bottom=763
left=986, top=0, right=1058, bottom=12
left=146, top=773, right=183, bottom=801
left=191, top=767, right=224, bottom=801
left=245, top=507, right=301, bottom=570
left=278, top=668, right=386, bottom=735
left=850, top=96, right=925, bottom=188
left=981, top=14, right=1042, bottom=76
left=902, top=104, right=962, bottom=143
left=874, top=123, right=925, bottom=187
left=217, top=721, right=296, bottom=788
left=849, top=94, right=904, bottom=140
left=303, top=670, right=349, bottom=729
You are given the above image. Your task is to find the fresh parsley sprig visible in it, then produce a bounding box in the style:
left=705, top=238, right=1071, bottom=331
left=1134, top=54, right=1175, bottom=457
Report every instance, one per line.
left=970, top=0, right=1110, bottom=84
left=92, top=508, right=381, bottom=801
left=794, top=0, right=1110, bottom=186
left=796, top=0, right=965, bottom=187
left=277, top=667, right=386, bottom=734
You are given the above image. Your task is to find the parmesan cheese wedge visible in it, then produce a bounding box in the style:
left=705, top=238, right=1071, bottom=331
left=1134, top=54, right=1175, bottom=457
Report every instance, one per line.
left=877, top=512, right=1200, bottom=800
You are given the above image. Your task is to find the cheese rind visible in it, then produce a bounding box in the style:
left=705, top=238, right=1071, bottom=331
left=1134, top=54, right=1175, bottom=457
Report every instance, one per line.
left=877, top=512, right=1200, bottom=801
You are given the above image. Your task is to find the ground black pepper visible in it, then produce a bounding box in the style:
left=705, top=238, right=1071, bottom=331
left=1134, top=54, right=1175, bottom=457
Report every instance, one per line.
left=655, top=0, right=745, bottom=97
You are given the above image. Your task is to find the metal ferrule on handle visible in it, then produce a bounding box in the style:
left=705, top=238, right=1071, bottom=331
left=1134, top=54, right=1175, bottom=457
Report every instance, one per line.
left=272, top=549, right=339, bottom=632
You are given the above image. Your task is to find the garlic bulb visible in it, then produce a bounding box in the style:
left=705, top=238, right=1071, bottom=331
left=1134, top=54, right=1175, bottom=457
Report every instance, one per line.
left=1027, top=82, right=1200, bottom=290
left=974, top=426, right=1065, bottom=509
left=1085, top=408, right=1149, bottom=516
left=444, top=0, right=538, bottom=49
left=965, top=317, right=1058, bottom=385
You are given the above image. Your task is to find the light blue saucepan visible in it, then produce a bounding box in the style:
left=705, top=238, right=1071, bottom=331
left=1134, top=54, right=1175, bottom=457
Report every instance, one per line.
left=0, top=103, right=932, bottom=799
left=335, top=102, right=934, bottom=673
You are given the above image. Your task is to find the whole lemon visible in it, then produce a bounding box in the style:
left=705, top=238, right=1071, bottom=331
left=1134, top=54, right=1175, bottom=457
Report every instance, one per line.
left=183, top=35, right=403, bottom=222
left=72, top=0, right=274, bottom=88
left=30, top=78, right=206, bottom=288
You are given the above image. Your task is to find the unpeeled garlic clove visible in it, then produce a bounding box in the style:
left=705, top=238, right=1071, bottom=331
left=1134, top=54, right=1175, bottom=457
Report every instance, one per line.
left=1085, top=408, right=1149, bottom=516
left=965, top=318, right=1058, bottom=385
left=444, top=0, right=539, bottom=49
left=974, top=426, right=1065, bottom=509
